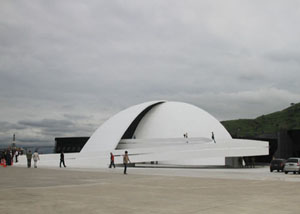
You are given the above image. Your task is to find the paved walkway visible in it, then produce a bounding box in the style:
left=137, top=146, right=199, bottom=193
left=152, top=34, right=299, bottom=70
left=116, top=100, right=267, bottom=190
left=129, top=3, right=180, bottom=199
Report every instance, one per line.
left=1, top=166, right=299, bottom=214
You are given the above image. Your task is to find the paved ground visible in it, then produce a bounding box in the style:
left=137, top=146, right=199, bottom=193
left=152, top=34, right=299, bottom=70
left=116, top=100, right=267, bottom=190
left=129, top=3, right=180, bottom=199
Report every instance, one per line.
left=1, top=166, right=300, bottom=214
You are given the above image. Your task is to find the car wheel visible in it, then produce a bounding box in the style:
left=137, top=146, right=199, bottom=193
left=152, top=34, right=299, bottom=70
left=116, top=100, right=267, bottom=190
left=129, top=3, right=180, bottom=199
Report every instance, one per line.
left=293, top=171, right=296, bottom=174
left=285, top=171, right=288, bottom=174
left=270, top=169, right=273, bottom=172
left=277, top=169, right=279, bottom=172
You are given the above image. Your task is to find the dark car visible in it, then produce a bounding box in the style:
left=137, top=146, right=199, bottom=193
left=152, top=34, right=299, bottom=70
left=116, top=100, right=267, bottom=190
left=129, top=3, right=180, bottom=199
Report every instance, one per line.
left=270, top=159, right=286, bottom=172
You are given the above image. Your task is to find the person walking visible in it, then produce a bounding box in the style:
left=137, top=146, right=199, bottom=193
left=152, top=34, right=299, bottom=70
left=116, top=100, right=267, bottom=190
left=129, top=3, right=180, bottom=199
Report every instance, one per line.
left=6, top=150, right=12, bottom=166
left=109, top=152, right=115, bottom=168
left=60, top=151, right=66, bottom=168
left=26, top=150, right=32, bottom=168
left=32, top=151, right=40, bottom=168
left=123, top=151, right=130, bottom=174
left=15, top=150, right=19, bottom=163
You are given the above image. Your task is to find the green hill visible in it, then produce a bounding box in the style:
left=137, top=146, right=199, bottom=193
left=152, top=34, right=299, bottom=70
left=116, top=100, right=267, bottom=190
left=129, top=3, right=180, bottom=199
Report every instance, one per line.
left=221, top=103, right=300, bottom=138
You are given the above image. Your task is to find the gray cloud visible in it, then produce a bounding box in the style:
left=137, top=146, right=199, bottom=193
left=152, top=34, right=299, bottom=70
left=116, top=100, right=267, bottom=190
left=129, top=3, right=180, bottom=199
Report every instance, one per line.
left=0, top=121, right=26, bottom=132
left=1, top=1, right=300, bottom=148
left=19, top=119, right=73, bottom=128
left=265, top=51, right=300, bottom=64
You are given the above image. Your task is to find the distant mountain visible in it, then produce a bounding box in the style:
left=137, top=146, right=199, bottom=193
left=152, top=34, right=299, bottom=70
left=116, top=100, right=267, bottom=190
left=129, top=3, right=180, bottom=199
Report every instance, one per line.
left=221, top=103, right=300, bottom=138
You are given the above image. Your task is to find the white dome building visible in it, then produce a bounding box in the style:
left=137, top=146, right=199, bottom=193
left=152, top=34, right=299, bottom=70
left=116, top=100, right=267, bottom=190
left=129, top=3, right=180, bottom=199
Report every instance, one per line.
left=79, top=101, right=268, bottom=167
left=17, top=101, right=268, bottom=168
left=80, top=101, right=231, bottom=153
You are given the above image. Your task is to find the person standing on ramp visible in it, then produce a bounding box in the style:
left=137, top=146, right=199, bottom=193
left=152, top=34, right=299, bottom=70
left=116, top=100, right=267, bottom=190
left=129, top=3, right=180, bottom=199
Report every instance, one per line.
left=212, top=132, right=216, bottom=143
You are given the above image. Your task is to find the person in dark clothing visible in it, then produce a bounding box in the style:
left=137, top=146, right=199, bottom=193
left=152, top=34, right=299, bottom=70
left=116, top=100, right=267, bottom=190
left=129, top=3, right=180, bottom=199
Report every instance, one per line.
left=26, top=150, right=32, bottom=168
left=6, top=150, right=12, bottom=166
left=109, top=152, right=115, bottom=168
left=15, top=150, right=19, bottom=163
left=212, top=132, right=216, bottom=143
left=60, top=151, right=66, bottom=168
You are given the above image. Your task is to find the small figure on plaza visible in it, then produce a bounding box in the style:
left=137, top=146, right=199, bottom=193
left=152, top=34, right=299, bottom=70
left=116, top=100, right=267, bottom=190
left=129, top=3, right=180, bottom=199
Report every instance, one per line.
left=123, top=151, right=131, bottom=174
left=32, top=151, right=40, bottom=168
left=60, top=151, right=66, bottom=168
left=26, top=150, right=32, bottom=168
left=109, top=152, right=115, bottom=168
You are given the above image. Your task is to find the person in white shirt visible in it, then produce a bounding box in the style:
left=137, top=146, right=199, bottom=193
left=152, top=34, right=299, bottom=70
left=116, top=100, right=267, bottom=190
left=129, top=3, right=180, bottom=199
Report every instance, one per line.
left=32, top=151, right=40, bottom=168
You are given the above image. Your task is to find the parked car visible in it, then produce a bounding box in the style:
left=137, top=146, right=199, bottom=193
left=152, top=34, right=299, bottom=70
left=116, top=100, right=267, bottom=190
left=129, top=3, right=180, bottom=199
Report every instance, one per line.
left=284, top=157, right=300, bottom=174
left=270, top=159, right=285, bottom=172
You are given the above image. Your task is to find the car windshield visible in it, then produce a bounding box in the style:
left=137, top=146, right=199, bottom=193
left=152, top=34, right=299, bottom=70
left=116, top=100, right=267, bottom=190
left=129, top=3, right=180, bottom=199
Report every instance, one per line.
left=271, top=160, right=283, bottom=164
left=287, top=159, right=298, bottom=163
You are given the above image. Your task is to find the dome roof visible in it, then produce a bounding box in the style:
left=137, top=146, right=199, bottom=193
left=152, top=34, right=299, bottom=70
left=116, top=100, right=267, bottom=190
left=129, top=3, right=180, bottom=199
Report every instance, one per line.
left=80, top=101, right=231, bottom=154
left=133, top=101, right=231, bottom=140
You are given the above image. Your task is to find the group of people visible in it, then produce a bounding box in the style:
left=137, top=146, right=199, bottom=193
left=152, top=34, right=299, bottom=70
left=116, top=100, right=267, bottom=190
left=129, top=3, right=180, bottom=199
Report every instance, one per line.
left=3, top=148, right=131, bottom=173
left=0, top=148, right=21, bottom=167
left=25, top=150, right=40, bottom=168
left=2, top=147, right=129, bottom=173
left=183, top=132, right=216, bottom=143
left=109, top=151, right=130, bottom=174
left=0, top=147, right=42, bottom=168
left=25, top=150, right=66, bottom=168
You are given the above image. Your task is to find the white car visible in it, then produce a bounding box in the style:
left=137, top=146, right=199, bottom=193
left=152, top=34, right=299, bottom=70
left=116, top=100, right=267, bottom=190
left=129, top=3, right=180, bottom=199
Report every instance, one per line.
left=284, top=157, right=300, bottom=174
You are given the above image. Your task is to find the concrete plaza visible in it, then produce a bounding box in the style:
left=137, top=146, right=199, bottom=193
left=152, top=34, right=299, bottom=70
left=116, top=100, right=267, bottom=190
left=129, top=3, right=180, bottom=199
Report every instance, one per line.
left=1, top=166, right=300, bottom=214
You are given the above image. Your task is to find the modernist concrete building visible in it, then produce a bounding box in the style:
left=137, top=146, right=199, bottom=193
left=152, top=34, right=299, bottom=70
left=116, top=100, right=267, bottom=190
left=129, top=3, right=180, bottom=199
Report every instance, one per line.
left=18, top=101, right=269, bottom=168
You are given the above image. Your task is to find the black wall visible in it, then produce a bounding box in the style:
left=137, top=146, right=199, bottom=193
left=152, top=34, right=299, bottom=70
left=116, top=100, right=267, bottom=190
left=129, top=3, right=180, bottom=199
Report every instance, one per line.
left=55, top=137, right=89, bottom=153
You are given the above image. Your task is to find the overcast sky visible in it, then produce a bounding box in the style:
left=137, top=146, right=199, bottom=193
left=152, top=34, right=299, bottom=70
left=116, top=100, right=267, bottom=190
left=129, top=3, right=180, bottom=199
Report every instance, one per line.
left=1, top=1, right=300, bottom=147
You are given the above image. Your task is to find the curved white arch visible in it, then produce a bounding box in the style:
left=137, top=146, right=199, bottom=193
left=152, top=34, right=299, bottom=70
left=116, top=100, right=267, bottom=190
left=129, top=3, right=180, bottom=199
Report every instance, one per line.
left=80, top=100, right=165, bottom=154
